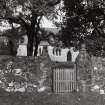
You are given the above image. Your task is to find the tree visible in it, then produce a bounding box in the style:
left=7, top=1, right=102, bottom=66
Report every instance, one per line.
left=62, top=0, right=105, bottom=56
left=0, top=0, right=60, bottom=56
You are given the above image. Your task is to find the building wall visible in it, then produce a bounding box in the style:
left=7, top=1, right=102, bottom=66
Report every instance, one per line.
left=37, top=45, right=79, bottom=62
left=17, top=35, right=28, bottom=56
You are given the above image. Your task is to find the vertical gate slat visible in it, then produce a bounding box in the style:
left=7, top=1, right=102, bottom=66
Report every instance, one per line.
left=54, top=68, right=55, bottom=92
left=62, top=68, right=64, bottom=92
left=53, top=68, right=55, bottom=92
left=70, top=71, right=71, bottom=92
left=54, top=68, right=56, bottom=92
left=69, top=71, right=71, bottom=92
left=57, top=69, right=58, bottom=93
left=72, top=72, right=74, bottom=91
left=70, top=70, right=72, bottom=92
left=72, top=71, right=73, bottom=91
left=58, top=68, right=60, bottom=93
left=55, top=69, right=58, bottom=92
left=59, top=68, right=60, bottom=92
left=60, top=68, right=62, bottom=92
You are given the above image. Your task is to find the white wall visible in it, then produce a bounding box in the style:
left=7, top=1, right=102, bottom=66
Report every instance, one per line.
left=48, top=46, right=79, bottom=62
left=37, top=45, right=79, bottom=62
left=17, top=35, right=28, bottom=56
left=48, top=46, right=68, bottom=62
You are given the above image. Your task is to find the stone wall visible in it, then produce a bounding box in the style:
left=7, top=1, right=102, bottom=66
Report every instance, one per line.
left=1, top=51, right=105, bottom=94
left=91, top=56, right=105, bottom=87
left=0, top=55, right=52, bottom=93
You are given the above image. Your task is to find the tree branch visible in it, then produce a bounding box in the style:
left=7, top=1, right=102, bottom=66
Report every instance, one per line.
left=36, top=16, right=42, bottom=31
left=92, top=21, right=105, bottom=38
left=2, top=16, right=30, bottom=31
left=48, top=0, right=61, bottom=6
left=18, top=16, right=30, bottom=30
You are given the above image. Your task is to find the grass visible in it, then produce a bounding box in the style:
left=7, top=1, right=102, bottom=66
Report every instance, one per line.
left=0, top=88, right=105, bottom=105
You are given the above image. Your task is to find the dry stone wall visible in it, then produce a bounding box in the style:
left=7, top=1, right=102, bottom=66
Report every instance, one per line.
left=91, top=56, right=105, bottom=87
left=0, top=55, right=52, bottom=93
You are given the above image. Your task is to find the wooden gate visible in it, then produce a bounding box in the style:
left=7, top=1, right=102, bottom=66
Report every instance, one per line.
left=52, top=63, right=77, bottom=93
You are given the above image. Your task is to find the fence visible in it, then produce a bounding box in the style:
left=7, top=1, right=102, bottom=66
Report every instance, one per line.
left=52, top=63, right=77, bottom=93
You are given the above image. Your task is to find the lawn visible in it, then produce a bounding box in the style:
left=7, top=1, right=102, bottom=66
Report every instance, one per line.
left=0, top=88, right=105, bottom=105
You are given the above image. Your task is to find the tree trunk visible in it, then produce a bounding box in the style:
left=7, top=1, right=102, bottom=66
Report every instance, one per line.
left=34, top=37, right=39, bottom=56
left=33, top=16, right=42, bottom=56
left=27, top=29, right=34, bottom=56
left=27, top=13, right=38, bottom=56
left=25, top=13, right=41, bottom=56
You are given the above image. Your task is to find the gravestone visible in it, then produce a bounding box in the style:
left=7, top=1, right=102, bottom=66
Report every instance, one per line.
left=76, top=44, right=92, bottom=93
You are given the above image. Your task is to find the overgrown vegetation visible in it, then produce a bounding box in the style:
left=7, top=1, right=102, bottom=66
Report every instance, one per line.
left=0, top=0, right=60, bottom=56
left=62, top=0, right=105, bottom=56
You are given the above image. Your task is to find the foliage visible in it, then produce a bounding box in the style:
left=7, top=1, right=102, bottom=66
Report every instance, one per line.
left=62, top=0, right=105, bottom=56
left=0, top=0, right=61, bottom=56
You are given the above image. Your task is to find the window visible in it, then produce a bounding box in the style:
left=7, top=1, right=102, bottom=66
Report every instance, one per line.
left=39, top=48, right=42, bottom=55
left=59, top=48, right=61, bottom=56
left=67, top=51, right=72, bottom=61
left=53, top=48, right=55, bottom=55
left=53, top=47, right=61, bottom=56
left=56, top=48, right=59, bottom=56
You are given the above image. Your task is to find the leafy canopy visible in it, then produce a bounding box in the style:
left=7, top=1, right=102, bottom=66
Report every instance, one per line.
left=0, top=0, right=61, bottom=28
left=62, top=0, right=105, bottom=56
